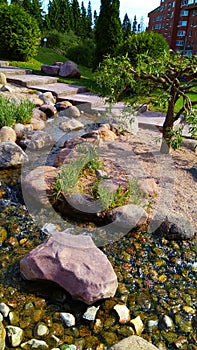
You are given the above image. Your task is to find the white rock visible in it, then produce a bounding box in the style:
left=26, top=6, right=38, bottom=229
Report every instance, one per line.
left=113, top=304, right=130, bottom=324
left=60, top=312, right=75, bottom=327
left=21, top=339, right=48, bottom=349
left=35, top=323, right=49, bottom=337
left=0, top=302, right=10, bottom=317
left=83, top=306, right=100, bottom=321
left=130, top=315, right=144, bottom=335
left=6, top=326, right=24, bottom=347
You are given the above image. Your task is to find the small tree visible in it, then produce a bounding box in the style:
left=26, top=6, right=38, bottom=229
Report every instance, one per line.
left=95, top=54, right=197, bottom=153
left=0, top=3, right=40, bottom=61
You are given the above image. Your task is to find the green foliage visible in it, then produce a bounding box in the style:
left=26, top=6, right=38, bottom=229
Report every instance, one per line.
left=94, top=0, right=123, bottom=68
left=0, top=3, right=40, bottom=61
left=67, top=38, right=95, bottom=68
left=54, top=145, right=99, bottom=196
left=117, top=31, right=169, bottom=68
left=94, top=55, right=135, bottom=102
left=0, top=95, right=34, bottom=128
left=44, top=30, right=64, bottom=49
left=92, top=178, right=141, bottom=210
left=95, top=52, right=197, bottom=150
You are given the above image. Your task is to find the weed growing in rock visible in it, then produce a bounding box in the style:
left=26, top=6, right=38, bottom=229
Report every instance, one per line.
left=0, top=95, right=34, bottom=127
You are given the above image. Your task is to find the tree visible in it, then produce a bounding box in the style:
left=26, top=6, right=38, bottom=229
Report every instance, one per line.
left=132, top=15, right=137, bottom=33
left=95, top=54, right=197, bottom=153
left=94, top=0, right=123, bottom=68
left=47, top=0, right=72, bottom=32
left=117, top=31, right=169, bottom=68
left=0, top=3, right=40, bottom=61
left=122, top=13, right=131, bottom=40
left=71, top=0, right=81, bottom=35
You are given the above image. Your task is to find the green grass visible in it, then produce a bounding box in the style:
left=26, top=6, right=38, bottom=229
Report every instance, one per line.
left=0, top=95, right=34, bottom=128
left=10, top=48, right=96, bottom=92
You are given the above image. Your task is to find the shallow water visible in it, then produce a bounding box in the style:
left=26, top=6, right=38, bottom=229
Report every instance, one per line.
left=0, top=115, right=196, bottom=349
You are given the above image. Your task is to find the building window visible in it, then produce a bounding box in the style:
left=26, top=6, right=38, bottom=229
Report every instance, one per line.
left=192, top=9, right=197, bottom=16
left=180, top=10, right=189, bottom=16
left=176, top=40, right=185, bottom=46
left=177, top=30, right=186, bottom=36
left=188, top=30, right=192, bottom=36
left=178, top=20, right=187, bottom=26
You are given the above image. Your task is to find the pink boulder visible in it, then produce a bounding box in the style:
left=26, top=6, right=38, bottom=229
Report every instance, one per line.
left=20, top=232, right=118, bottom=305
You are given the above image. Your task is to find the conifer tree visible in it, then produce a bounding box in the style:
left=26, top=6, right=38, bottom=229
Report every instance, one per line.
left=94, top=0, right=123, bottom=68
left=71, top=0, right=81, bottom=35
left=122, top=13, right=131, bottom=39
left=86, top=1, right=92, bottom=35
left=132, top=15, right=137, bottom=33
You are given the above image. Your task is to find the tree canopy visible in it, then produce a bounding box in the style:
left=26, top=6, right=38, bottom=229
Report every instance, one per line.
left=95, top=53, right=197, bottom=152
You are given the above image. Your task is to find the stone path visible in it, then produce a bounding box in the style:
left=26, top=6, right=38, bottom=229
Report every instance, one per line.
left=0, top=62, right=194, bottom=137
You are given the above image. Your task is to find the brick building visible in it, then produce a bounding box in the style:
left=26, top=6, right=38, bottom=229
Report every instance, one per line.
left=148, top=0, right=197, bottom=56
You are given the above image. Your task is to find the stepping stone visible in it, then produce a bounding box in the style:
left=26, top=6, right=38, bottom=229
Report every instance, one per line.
left=27, top=82, right=87, bottom=97
left=7, top=74, right=57, bottom=87
left=0, top=61, right=9, bottom=67
left=0, top=67, right=32, bottom=76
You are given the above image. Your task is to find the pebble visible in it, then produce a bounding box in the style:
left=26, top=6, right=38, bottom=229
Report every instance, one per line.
left=160, top=315, right=174, bottom=329
left=35, top=323, right=49, bottom=337
left=83, top=306, right=100, bottom=321
left=130, top=316, right=144, bottom=335
left=0, top=313, right=3, bottom=322
left=60, top=313, right=75, bottom=327
left=6, top=325, right=24, bottom=347
left=113, top=304, right=130, bottom=324
left=0, top=302, right=10, bottom=317
left=21, top=339, right=48, bottom=349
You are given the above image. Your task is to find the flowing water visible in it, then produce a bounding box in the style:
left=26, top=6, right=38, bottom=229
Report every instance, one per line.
left=0, top=115, right=196, bottom=350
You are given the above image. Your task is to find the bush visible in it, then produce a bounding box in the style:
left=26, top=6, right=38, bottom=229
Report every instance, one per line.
left=67, top=39, right=95, bottom=68
left=0, top=95, right=34, bottom=128
left=0, top=4, right=40, bottom=61
left=117, top=31, right=169, bottom=68
left=43, top=30, right=64, bottom=49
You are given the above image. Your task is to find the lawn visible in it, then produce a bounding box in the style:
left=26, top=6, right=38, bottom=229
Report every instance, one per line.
left=10, top=48, right=96, bottom=92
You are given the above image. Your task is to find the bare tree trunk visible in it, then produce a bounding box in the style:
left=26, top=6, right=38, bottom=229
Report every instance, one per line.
left=160, top=88, right=176, bottom=154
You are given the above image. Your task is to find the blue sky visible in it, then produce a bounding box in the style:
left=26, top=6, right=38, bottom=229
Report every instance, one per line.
left=83, top=0, right=160, bottom=28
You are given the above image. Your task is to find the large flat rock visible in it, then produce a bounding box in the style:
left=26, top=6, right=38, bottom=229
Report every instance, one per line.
left=0, top=67, right=32, bottom=76
left=7, top=74, right=58, bottom=86
left=27, top=82, right=87, bottom=96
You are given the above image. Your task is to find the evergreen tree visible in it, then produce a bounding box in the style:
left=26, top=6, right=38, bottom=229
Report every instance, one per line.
left=31, top=0, right=43, bottom=29
left=86, top=1, right=92, bottom=34
left=132, top=15, right=137, bottom=33
left=47, top=0, right=71, bottom=33
left=122, top=13, right=131, bottom=40
left=94, top=0, right=123, bottom=68
left=93, top=9, right=97, bottom=29
left=80, top=1, right=87, bottom=38
left=71, top=0, right=81, bottom=35
left=0, top=0, right=7, bottom=3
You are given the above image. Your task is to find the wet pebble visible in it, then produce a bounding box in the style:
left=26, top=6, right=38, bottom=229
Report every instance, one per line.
left=113, top=304, right=130, bottom=324
left=6, top=325, right=24, bottom=347
left=21, top=339, right=49, bottom=349
left=35, top=323, right=49, bottom=337
left=83, top=306, right=100, bottom=321
left=60, top=313, right=75, bottom=327
left=0, top=302, right=10, bottom=317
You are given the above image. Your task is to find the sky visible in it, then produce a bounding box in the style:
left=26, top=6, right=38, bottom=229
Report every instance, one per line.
left=83, top=0, right=161, bottom=28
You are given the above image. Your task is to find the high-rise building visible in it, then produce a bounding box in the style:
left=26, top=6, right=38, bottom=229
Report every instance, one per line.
left=148, top=0, right=197, bottom=56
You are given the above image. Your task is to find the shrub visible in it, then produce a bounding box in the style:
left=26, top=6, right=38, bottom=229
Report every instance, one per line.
left=0, top=95, right=34, bottom=128
left=0, top=3, right=40, bottom=61
left=67, top=39, right=95, bottom=68
left=43, top=30, right=64, bottom=49
left=117, top=31, right=169, bottom=68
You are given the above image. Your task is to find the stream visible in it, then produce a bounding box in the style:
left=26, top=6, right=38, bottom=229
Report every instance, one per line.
left=0, top=114, right=196, bottom=350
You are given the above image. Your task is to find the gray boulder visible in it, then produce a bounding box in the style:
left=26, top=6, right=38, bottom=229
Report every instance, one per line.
left=41, top=64, right=60, bottom=76
left=59, top=61, right=81, bottom=78
left=109, top=335, right=159, bottom=350
left=20, top=231, right=118, bottom=305
left=27, top=131, right=54, bottom=150
left=0, top=141, right=29, bottom=168
left=107, top=204, right=147, bottom=232
left=153, top=215, right=195, bottom=240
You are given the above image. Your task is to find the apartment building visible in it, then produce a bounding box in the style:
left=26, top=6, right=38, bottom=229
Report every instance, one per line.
left=148, top=0, right=197, bottom=56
